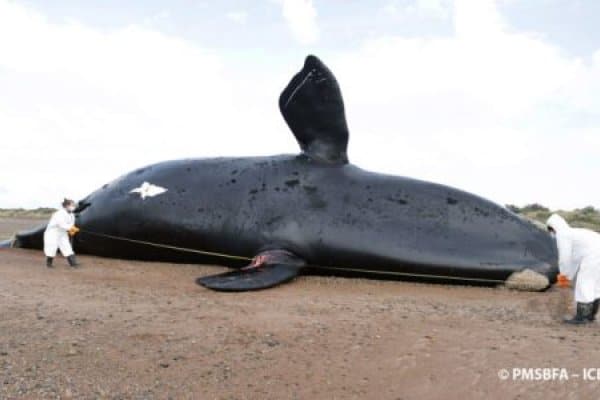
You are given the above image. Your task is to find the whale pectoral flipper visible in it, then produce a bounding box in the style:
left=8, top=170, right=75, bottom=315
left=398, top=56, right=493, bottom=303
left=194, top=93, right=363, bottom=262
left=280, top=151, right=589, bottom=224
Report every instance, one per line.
left=279, top=55, right=349, bottom=164
left=196, top=263, right=303, bottom=292
left=196, top=249, right=306, bottom=292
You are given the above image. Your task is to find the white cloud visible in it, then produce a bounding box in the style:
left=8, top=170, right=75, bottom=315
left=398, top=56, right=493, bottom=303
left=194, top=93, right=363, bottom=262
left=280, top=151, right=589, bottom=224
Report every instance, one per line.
left=0, top=0, right=289, bottom=208
left=278, top=0, right=319, bottom=45
left=0, top=0, right=599, bottom=211
left=142, top=10, right=171, bottom=27
left=558, top=49, right=600, bottom=114
left=226, top=11, right=247, bottom=24
left=384, top=0, right=451, bottom=20
left=330, top=0, right=598, bottom=209
left=454, top=0, right=503, bottom=37
left=340, top=1, right=580, bottom=116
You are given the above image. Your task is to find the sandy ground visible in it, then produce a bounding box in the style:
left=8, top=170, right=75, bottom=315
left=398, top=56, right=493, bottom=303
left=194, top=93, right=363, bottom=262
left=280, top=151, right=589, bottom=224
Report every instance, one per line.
left=1, top=218, right=600, bottom=399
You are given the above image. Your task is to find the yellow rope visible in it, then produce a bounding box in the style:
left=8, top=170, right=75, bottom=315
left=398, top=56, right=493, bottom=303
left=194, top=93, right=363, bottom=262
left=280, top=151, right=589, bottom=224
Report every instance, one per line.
left=79, top=229, right=507, bottom=284
left=80, top=230, right=252, bottom=261
left=311, top=265, right=507, bottom=283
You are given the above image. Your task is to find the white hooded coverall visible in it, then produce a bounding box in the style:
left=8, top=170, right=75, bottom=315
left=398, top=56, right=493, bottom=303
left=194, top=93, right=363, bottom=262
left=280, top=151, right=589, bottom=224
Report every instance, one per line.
left=43, top=208, right=75, bottom=257
left=547, top=214, right=600, bottom=303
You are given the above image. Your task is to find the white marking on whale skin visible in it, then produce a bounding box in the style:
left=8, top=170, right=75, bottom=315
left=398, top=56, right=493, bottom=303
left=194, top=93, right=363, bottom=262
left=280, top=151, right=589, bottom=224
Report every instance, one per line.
left=283, top=70, right=314, bottom=108
left=130, top=182, right=168, bottom=200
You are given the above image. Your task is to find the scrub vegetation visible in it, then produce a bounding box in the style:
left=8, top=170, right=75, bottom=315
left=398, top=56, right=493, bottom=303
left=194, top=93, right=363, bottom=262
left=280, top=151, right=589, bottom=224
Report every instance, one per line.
left=0, top=208, right=56, bottom=219
left=508, top=204, right=600, bottom=232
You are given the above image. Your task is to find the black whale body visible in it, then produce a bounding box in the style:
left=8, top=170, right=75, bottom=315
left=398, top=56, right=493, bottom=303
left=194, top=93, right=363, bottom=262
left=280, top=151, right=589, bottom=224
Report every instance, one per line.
left=8, top=55, right=558, bottom=290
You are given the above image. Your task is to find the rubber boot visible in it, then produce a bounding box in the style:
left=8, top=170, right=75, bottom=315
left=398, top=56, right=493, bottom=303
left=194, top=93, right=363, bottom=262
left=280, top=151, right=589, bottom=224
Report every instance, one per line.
left=589, top=299, right=600, bottom=322
left=67, top=255, right=79, bottom=268
left=46, top=257, right=54, bottom=268
left=564, top=302, right=594, bottom=325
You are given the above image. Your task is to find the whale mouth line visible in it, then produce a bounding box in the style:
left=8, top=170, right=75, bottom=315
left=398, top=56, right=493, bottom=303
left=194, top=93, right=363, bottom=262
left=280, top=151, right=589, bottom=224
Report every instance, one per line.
left=75, top=201, right=91, bottom=214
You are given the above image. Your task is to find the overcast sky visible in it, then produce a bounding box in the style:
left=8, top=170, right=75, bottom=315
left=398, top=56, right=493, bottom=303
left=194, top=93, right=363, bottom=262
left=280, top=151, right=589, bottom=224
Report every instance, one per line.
left=0, top=0, right=599, bottom=210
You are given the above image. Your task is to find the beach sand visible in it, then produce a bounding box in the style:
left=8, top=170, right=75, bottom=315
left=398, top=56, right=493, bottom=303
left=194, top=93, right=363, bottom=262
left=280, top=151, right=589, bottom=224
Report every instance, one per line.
left=1, top=218, right=598, bottom=399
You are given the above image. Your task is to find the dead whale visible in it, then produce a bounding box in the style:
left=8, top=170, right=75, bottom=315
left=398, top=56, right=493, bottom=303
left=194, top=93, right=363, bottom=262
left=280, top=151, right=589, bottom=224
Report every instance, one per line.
left=4, top=55, right=558, bottom=291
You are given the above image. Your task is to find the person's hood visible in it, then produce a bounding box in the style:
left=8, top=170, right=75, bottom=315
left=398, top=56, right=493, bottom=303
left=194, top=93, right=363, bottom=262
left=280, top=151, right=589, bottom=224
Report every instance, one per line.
left=546, top=213, right=570, bottom=234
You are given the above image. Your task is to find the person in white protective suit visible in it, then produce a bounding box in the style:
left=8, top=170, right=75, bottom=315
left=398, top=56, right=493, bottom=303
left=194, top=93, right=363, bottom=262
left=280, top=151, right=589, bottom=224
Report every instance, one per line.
left=547, top=214, right=600, bottom=324
left=44, top=199, right=80, bottom=268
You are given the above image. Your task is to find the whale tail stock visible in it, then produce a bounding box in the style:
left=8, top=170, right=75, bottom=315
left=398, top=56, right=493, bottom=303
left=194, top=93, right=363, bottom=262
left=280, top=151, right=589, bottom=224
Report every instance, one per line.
left=279, top=55, right=350, bottom=164
left=197, top=249, right=306, bottom=291
left=6, top=224, right=45, bottom=250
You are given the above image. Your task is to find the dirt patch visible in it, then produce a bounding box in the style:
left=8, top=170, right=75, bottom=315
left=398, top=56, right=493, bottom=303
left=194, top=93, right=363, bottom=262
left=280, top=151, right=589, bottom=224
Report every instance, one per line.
left=1, top=221, right=599, bottom=399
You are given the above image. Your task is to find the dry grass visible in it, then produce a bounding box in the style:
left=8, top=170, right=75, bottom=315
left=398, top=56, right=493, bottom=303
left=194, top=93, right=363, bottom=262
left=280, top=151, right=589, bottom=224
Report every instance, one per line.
left=0, top=208, right=55, bottom=219
left=507, top=203, right=600, bottom=232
